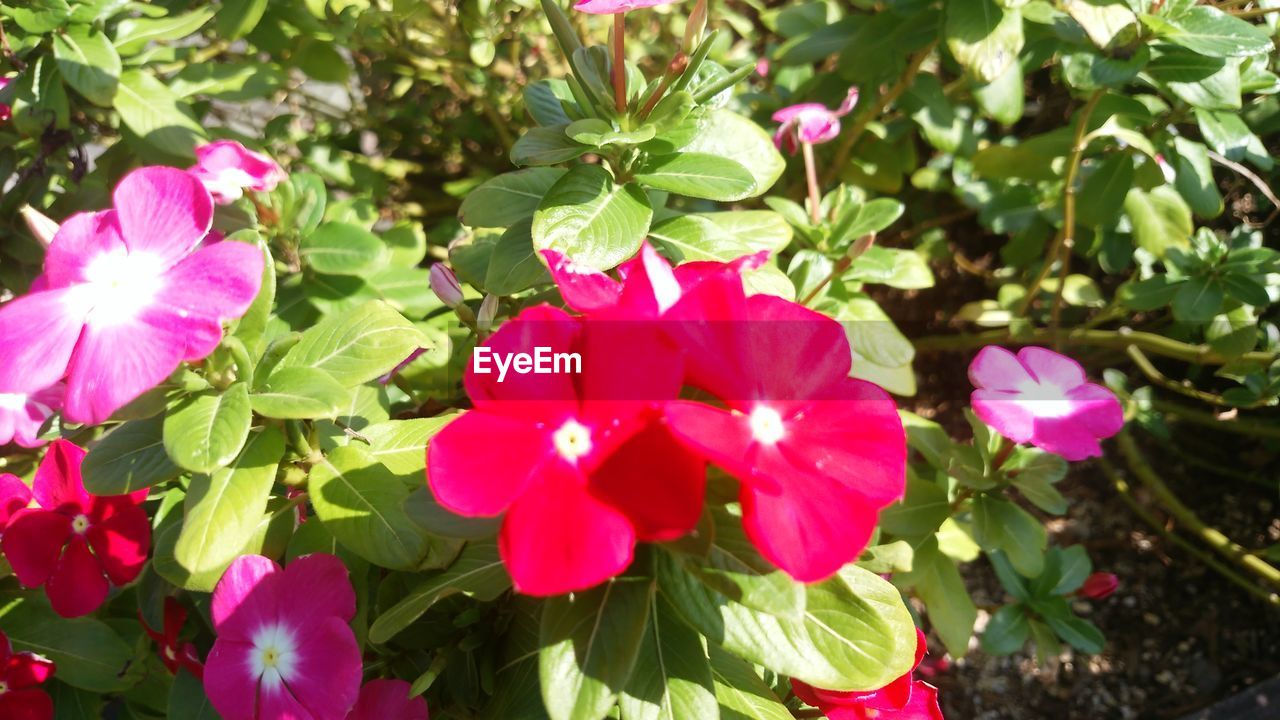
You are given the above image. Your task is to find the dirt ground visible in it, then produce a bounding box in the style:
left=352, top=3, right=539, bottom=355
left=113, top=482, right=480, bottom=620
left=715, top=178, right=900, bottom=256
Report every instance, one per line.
left=891, top=246, right=1280, bottom=719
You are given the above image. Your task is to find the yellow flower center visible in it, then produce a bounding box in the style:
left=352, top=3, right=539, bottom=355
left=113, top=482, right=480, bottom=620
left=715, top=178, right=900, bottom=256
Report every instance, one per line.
left=749, top=405, right=786, bottom=445
left=553, top=420, right=593, bottom=462
left=72, top=513, right=90, bottom=534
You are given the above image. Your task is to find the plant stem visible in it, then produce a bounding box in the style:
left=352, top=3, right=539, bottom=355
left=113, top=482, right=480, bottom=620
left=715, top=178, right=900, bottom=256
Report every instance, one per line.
left=1125, top=345, right=1253, bottom=408
left=801, top=141, right=822, bottom=225
left=612, top=13, right=627, bottom=115
left=1151, top=399, right=1280, bottom=440
left=1114, top=431, right=1280, bottom=591
left=823, top=40, right=937, bottom=186
left=1230, top=5, right=1280, bottom=17
left=1019, top=88, right=1106, bottom=319
left=912, top=327, right=1278, bottom=366
left=799, top=233, right=875, bottom=306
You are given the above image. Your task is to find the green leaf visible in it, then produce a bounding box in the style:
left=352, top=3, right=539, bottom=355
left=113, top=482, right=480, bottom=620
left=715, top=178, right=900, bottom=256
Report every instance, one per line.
left=294, top=39, right=349, bottom=83
left=51, top=682, right=105, bottom=720
left=485, top=219, right=551, bottom=296
left=661, top=556, right=916, bottom=691
left=1171, top=275, right=1225, bottom=323
left=540, top=579, right=653, bottom=720
left=279, top=300, right=424, bottom=386
left=1065, top=0, right=1137, bottom=49
left=368, top=539, right=510, bottom=643
left=361, top=416, right=453, bottom=475
left=831, top=198, right=905, bottom=248
left=1140, top=6, right=1273, bottom=58
left=981, top=604, right=1030, bottom=655
left=880, top=474, right=951, bottom=537
left=7, top=0, right=71, bottom=32
left=524, top=80, right=574, bottom=126
left=215, top=0, right=268, bottom=40
left=511, top=126, right=591, bottom=166
left=680, top=109, right=785, bottom=197
left=1221, top=273, right=1270, bottom=307
left=113, top=7, right=215, bottom=54
left=309, top=444, right=454, bottom=570
left=1049, top=545, right=1093, bottom=596
left=162, top=383, right=252, bottom=473
left=1171, top=137, right=1223, bottom=218
left=619, top=597, right=718, bottom=720
left=461, top=168, right=568, bottom=228
left=113, top=69, right=206, bottom=157
left=1124, top=185, right=1192, bottom=258
left=972, top=496, right=1047, bottom=577
left=1146, top=49, right=1241, bottom=111
left=635, top=153, right=756, bottom=202
left=405, top=486, right=502, bottom=539
left=532, top=164, right=653, bottom=271
left=1119, top=275, right=1182, bottom=310
left=174, top=427, right=284, bottom=580
left=82, top=416, right=181, bottom=495
left=1195, top=109, right=1271, bottom=170
left=1077, top=154, right=1135, bottom=228
left=895, top=537, right=977, bottom=658
left=649, top=212, right=792, bottom=263
left=250, top=367, right=349, bottom=419
left=971, top=129, right=1073, bottom=181
left=567, top=119, right=657, bottom=147
left=1037, top=597, right=1105, bottom=652
left=52, top=26, right=120, bottom=107
left=300, top=222, right=386, bottom=275
left=0, top=598, right=135, bottom=692
left=946, top=0, right=1023, bottom=83
left=167, top=668, right=220, bottom=720
left=708, top=646, right=792, bottom=720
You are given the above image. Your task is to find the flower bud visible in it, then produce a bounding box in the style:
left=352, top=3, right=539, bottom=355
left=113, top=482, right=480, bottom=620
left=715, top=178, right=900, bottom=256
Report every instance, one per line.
left=1154, top=154, right=1176, bottom=184
left=1079, top=572, right=1119, bottom=600
left=477, top=294, right=499, bottom=330
left=20, top=205, right=60, bottom=248
left=430, top=264, right=465, bottom=308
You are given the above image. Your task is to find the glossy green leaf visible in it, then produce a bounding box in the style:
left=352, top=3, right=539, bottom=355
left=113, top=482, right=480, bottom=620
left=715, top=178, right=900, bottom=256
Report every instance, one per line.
left=279, top=301, right=424, bottom=386
left=708, top=646, right=791, bottom=720
left=368, top=539, right=510, bottom=643
left=114, top=7, right=215, bottom=54
left=251, top=367, right=349, bottom=419
left=1141, top=6, right=1273, bottom=58
left=649, top=211, right=792, bottom=263
left=461, top=168, right=568, bottom=228
left=300, top=222, right=386, bottom=275
left=485, top=219, right=550, bottom=295
left=167, top=668, right=219, bottom=720
left=53, top=26, right=120, bottom=106
left=511, top=126, right=590, bottom=166
left=113, top=69, right=206, bottom=157
left=619, top=597, right=718, bottom=720
left=0, top=598, right=135, bottom=692
left=1077, top=154, right=1135, bottom=228
left=1124, top=185, right=1192, bottom=258
left=532, top=164, right=653, bottom=271
left=981, top=604, right=1030, bottom=655
left=972, top=496, right=1047, bottom=577
left=83, top=415, right=181, bottom=495
left=894, top=537, right=977, bottom=658
left=946, top=0, right=1023, bottom=83
left=680, top=109, right=785, bottom=197
left=1171, top=275, right=1225, bottom=323
left=162, top=383, right=252, bottom=473
left=635, top=153, right=756, bottom=202
left=7, top=0, right=71, bottom=32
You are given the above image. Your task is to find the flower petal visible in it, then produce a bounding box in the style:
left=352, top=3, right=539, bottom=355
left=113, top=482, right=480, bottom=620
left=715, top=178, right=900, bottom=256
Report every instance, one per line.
left=541, top=249, right=622, bottom=313
left=1031, top=414, right=1106, bottom=461
left=971, top=388, right=1036, bottom=445
left=572, top=0, right=679, bottom=13
left=32, top=439, right=88, bottom=512
left=428, top=410, right=552, bottom=517
left=203, top=639, right=259, bottom=720
left=590, top=421, right=704, bottom=542
left=2, top=510, right=72, bottom=588
left=347, top=679, right=429, bottom=720
left=464, top=305, right=581, bottom=407
left=62, top=308, right=189, bottom=425
left=42, top=210, right=127, bottom=290
left=85, top=501, right=151, bottom=586
left=154, top=240, right=265, bottom=324
left=499, top=466, right=636, bottom=596
left=281, top=553, right=357, bottom=627
left=968, top=345, right=1033, bottom=392
left=8, top=651, right=57, bottom=688
left=283, top=616, right=362, bottom=719
left=1065, top=383, right=1125, bottom=439
left=1018, top=346, right=1087, bottom=391
left=112, top=167, right=214, bottom=265
left=0, top=473, right=33, bottom=528
left=211, top=554, right=283, bottom=638
left=0, top=289, right=87, bottom=395
left=46, top=536, right=109, bottom=618
left=0, top=689, right=55, bottom=720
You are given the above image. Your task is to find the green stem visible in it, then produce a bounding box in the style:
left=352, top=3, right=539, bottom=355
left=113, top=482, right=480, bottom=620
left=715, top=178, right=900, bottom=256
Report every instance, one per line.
left=612, top=13, right=627, bottom=115
left=1125, top=345, right=1251, bottom=408
left=912, top=327, right=1277, bottom=366
left=1151, top=399, right=1280, bottom=440
left=802, top=141, right=822, bottom=225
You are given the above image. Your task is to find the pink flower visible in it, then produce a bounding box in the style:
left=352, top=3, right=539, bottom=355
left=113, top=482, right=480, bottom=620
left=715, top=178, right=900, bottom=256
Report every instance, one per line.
left=1079, top=572, right=1119, bottom=600
left=0, top=166, right=265, bottom=425
left=968, top=346, right=1124, bottom=461
left=347, top=680, right=429, bottom=720
left=573, top=0, right=680, bottom=14
left=141, top=597, right=204, bottom=679
left=0, top=384, right=61, bottom=448
left=0, top=440, right=151, bottom=617
left=791, top=629, right=944, bottom=720
left=0, top=77, right=11, bottom=123
left=0, top=629, right=56, bottom=720
left=189, top=140, right=286, bottom=204
left=205, top=554, right=362, bottom=720
left=772, top=87, right=859, bottom=155
left=427, top=305, right=705, bottom=596
left=0, top=474, right=32, bottom=531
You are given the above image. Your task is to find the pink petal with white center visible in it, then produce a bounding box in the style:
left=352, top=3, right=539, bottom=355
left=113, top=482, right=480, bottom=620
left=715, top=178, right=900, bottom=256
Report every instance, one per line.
left=970, top=389, right=1036, bottom=445
left=771, top=103, right=830, bottom=125
left=0, top=474, right=32, bottom=528
left=1018, top=346, right=1086, bottom=391
left=62, top=308, right=190, bottom=425
left=42, top=211, right=126, bottom=290
left=590, top=420, right=704, bottom=542
left=284, top=616, right=362, bottom=719
left=258, top=682, right=320, bottom=720
left=113, top=167, right=214, bottom=265
left=85, top=501, right=151, bottom=585
left=203, top=639, right=259, bottom=720
left=1, top=510, right=71, bottom=587
left=428, top=410, right=552, bottom=517
left=0, top=289, right=88, bottom=395
left=499, top=465, right=637, bottom=596
left=192, top=141, right=286, bottom=204
left=32, top=439, right=88, bottom=511
left=541, top=250, right=622, bottom=313
left=1030, top=414, right=1107, bottom=461
left=1, top=384, right=64, bottom=448
left=46, top=535, right=109, bottom=617
left=1064, top=383, right=1125, bottom=438
left=968, top=346, right=1034, bottom=393
left=154, top=238, right=265, bottom=323
left=280, top=553, right=357, bottom=627
left=212, top=554, right=283, bottom=639
left=348, top=679, right=429, bottom=720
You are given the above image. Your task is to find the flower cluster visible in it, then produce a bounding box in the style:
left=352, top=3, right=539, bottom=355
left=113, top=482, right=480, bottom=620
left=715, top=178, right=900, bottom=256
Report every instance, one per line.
left=792, top=630, right=943, bottom=720
left=0, top=440, right=150, bottom=617
left=428, top=243, right=907, bottom=595
left=0, top=630, right=56, bottom=720
left=0, top=143, right=280, bottom=432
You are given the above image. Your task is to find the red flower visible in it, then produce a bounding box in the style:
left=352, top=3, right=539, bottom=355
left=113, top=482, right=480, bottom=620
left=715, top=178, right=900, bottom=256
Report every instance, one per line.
left=792, top=629, right=944, bottom=720
left=0, top=474, right=32, bottom=530
left=427, top=305, right=704, bottom=596
left=0, top=629, right=56, bottom=720
left=1079, top=572, right=1119, bottom=600
left=1, top=440, right=151, bottom=617
left=141, top=597, right=204, bottom=679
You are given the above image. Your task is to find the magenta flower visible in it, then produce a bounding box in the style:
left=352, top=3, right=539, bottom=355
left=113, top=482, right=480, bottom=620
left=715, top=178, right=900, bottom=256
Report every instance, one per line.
left=347, top=680, right=429, bottom=720
left=189, top=140, right=287, bottom=204
left=968, top=346, right=1124, bottom=461
left=573, top=0, right=680, bottom=14
left=0, top=77, right=11, bottom=123
left=1079, top=572, right=1119, bottom=600
left=0, top=384, right=61, bottom=448
left=0, top=166, right=265, bottom=425
left=0, top=630, right=56, bottom=720
left=772, top=87, right=859, bottom=155
left=428, top=305, right=705, bottom=596
left=0, top=474, right=32, bottom=531
left=205, top=554, right=362, bottom=720
left=792, top=630, right=944, bottom=720
left=141, top=597, right=204, bottom=679
left=1, top=440, right=151, bottom=617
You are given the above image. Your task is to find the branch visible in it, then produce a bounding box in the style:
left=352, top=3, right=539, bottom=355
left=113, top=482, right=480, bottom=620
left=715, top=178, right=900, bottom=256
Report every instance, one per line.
left=912, top=326, right=1278, bottom=365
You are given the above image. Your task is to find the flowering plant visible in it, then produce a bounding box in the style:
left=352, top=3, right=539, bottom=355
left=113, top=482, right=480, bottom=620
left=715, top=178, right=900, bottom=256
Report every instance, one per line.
left=1, top=0, right=1278, bottom=718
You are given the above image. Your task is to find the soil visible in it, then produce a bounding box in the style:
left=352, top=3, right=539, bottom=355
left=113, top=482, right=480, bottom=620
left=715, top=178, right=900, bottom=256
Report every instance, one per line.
left=881, top=228, right=1280, bottom=719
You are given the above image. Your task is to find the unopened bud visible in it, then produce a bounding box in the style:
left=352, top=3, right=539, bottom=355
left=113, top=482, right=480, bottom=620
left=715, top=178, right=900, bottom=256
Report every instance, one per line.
left=477, top=294, right=499, bottom=330
left=682, top=0, right=708, bottom=52
left=850, top=232, right=876, bottom=259
left=20, top=205, right=59, bottom=248
left=1078, top=572, right=1119, bottom=600
left=430, top=264, right=465, bottom=308
left=1154, top=154, right=1175, bottom=184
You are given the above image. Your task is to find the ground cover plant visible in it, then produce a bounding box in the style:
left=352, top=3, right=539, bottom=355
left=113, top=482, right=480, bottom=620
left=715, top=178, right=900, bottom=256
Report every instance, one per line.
left=0, top=0, right=1278, bottom=718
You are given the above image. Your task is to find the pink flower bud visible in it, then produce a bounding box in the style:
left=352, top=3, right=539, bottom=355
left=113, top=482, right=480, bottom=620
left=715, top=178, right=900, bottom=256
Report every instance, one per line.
left=1079, top=572, right=1119, bottom=600
left=19, top=205, right=59, bottom=248
left=1154, top=154, right=1176, bottom=183
left=477, top=294, right=499, bottom=329
left=0, top=76, right=12, bottom=123
left=756, top=59, right=770, bottom=78
left=430, top=264, right=465, bottom=308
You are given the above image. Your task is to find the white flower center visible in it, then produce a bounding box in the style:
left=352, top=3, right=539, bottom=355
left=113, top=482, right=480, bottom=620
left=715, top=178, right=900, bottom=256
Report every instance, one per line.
left=1014, top=379, right=1075, bottom=418
left=251, top=624, right=299, bottom=689
left=552, top=420, right=593, bottom=462
left=66, top=249, right=167, bottom=326
left=71, top=513, right=90, bottom=534
left=0, top=393, right=27, bottom=411
left=749, top=405, right=786, bottom=445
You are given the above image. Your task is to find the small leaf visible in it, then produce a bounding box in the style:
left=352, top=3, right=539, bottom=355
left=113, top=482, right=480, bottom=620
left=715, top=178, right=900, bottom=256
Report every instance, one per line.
left=511, top=126, right=590, bottom=166
left=279, top=301, right=424, bottom=386
left=532, top=164, right=653, bottom=271
left=163, top=383, right=252, bottom=473
left=1171, top=276, right=1225, bottom=323
left=981, top=604, right=1030, bottom=655
left=300, top=222, right=386, bottom=275
left=251, top=367, right=350, bottom=419
left=83, top=416, right=181, bottom=495
left=461, top=168, right=568, bottom=228
left=53, top=25, right=121, bottom=107
left=368, top=539, right=510, bottom=643
left=0, top=598, right=134, bottom=692
left=1124, top=185, right=1192, bottom=258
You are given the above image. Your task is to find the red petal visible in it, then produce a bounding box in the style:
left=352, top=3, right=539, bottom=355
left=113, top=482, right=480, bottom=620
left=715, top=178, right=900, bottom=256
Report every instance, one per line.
left=464, top=305, right=582, bottom=408
left=0, top=689, right=54, bottom=720
left=163, top=596, right=188, bottom=645
left=591, top=421, right=704, bottom=542
left=428, top=410, right=553, bottom=517
left=280, top=553, right=357, bottom=627
left=0, top=474, right=33, bottom=528
left=8, top=652, right=56, bottom=688
left=2, top=510, right=72, bottom=588
left=85, top=501, right=151, bottom=586
left=45, top=536, right=109, bottom=618
left=541, top=249, right=623, bottom=313
left=31, top=440, right=88, bottom=512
